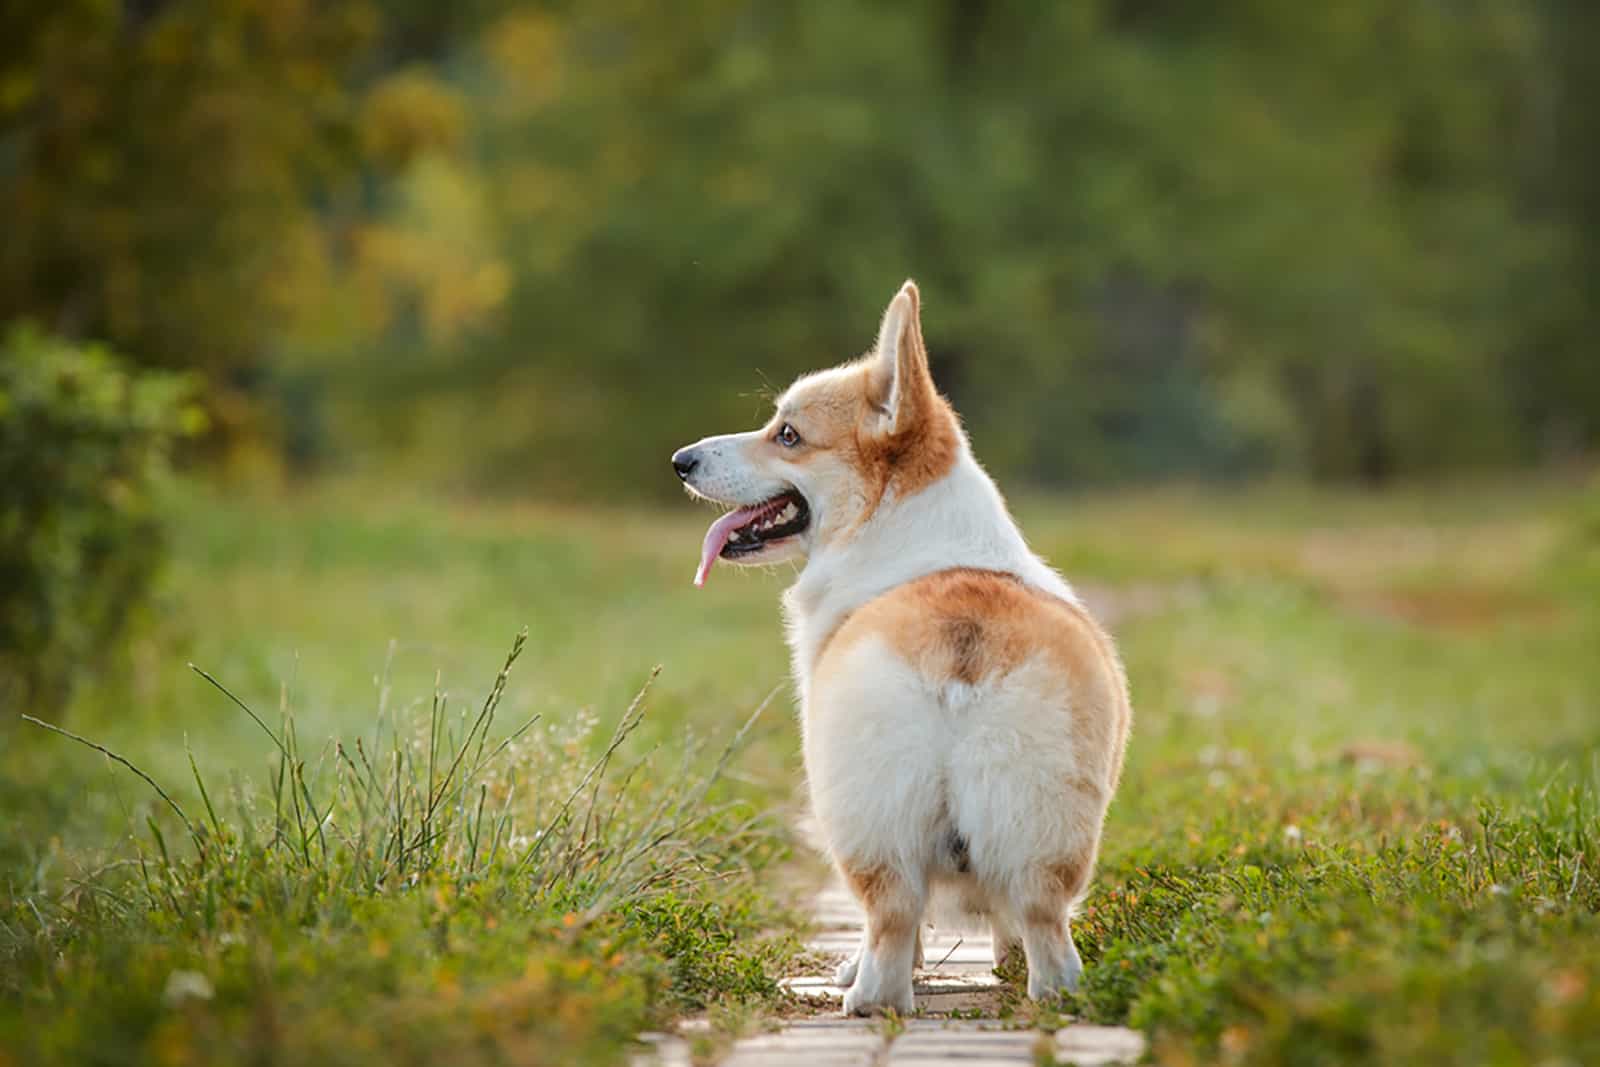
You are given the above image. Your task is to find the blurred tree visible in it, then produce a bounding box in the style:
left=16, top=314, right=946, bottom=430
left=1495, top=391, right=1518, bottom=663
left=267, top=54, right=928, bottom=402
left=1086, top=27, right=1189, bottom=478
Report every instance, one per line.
left=390, top=0, right=1571, bottom=490
left=1521, top=0, right=1600, bottom=460
left=0, top=0, right=375, bottom=458
left=2, top=0, right=1592, bottom=492
left=0, top=326, right=198, bottom=716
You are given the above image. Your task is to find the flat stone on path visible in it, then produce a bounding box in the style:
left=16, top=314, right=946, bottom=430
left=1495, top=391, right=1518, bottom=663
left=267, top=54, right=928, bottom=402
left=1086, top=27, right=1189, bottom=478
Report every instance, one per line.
left=1053, top=1025, right=1151, bottom=1065
left=634, top=867, right=1146, bottom=1066
left=889, top=1019, right=1046, bottom=1064
left=720, top=1019, right=883, bottom=1066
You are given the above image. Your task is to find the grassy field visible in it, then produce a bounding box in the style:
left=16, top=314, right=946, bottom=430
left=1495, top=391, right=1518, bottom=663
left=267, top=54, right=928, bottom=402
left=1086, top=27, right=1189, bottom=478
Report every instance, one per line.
left=3, top=478, right=1598, bottom=1065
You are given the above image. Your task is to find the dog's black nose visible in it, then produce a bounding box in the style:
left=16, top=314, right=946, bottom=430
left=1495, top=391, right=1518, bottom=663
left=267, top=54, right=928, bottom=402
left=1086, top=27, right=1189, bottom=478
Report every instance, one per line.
left=671, top=449, right=699, bottom=481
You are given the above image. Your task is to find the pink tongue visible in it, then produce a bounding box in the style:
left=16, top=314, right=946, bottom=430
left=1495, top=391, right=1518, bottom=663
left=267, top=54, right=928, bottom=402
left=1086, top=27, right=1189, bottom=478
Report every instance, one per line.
left=695, top=503, right=772, bottom=587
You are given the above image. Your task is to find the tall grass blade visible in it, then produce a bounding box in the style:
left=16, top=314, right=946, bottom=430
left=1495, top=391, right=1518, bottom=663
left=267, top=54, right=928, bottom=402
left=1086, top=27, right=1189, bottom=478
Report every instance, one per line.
left=187, top=664, right=288, bottom=757
left=22, top=714, right=204, bottom=856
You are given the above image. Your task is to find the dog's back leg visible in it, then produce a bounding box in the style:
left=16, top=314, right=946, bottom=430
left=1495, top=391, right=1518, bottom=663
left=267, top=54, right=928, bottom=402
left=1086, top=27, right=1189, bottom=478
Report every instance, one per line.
left=835, top=926, right=924, bottom=986
left=838, top=863, right=924, bottom=1016
left=1018, top=854, right=1091, bottom=999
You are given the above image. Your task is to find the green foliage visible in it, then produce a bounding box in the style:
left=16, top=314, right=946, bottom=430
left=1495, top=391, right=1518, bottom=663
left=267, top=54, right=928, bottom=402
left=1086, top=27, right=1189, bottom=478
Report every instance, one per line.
left=2, top=633, right=792, bottom=1066
left=296, top=0, right=1595, bottom=490
left=0, top=0, right=374, bottom=394
left=630, top=892, right=788, bottom=1009
left=0, top=326, right=198, bottom=715
left=4, top=1, right=1595, bottom=490
left=1068, top=793, right=1600, bottom=1065
left=4, top=482, right=1596, bottom=1064
left=1011, top=481, right=1600, bottom=1065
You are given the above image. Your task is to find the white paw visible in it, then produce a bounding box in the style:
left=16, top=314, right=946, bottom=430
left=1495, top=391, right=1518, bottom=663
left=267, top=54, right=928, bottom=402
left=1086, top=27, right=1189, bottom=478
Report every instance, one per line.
left=1026, top=956, right=1083, bottom=1000
left=842, top=977, right=914, bottom=1017
left=833, top=953, right=860, bottom=986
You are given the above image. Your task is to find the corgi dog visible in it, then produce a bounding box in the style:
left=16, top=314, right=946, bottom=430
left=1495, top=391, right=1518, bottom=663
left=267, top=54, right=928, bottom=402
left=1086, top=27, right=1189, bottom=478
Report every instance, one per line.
left=672, top=281, right=1130, bottom=1015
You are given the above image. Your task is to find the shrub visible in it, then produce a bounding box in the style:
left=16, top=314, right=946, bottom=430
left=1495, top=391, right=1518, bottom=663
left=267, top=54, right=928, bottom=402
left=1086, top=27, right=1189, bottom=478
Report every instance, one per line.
left=0, top=325, right=199, bottom=715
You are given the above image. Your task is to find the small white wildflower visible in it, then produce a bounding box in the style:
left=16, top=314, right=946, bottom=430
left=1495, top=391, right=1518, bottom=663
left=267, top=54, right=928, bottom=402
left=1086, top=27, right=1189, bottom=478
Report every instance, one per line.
left=1283, top=825, right=1303, bottom=843
left=1489, top=883, right=1510, bottom=897
left=162, top=970, right=214, bottom=1006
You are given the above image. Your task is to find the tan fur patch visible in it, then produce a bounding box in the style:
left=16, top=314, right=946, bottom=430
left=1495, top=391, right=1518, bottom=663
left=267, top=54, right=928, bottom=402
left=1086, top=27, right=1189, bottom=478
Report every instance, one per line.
left=817, top=568, right=1132, bottom=793
left=844, top=864, right=893, bottom=909
left=1048, top=855, right=1092, bottom=900
left=855, top=400, right=961, bottom=517
left=774, top=363, right=959, bottom=495
left=766, top=369, right=870, bottom=461
left=842, top=864, right=917, bottom=950
left=765, top=285, right=961, bottom=542
left=1024, top=902, right=1068, bottom=931
left=857, top=283, right=961, bottom=509
left=1023, top=857, right=1092, bottom=927
left=869, top=913, right=915, bottom=951
left=943, top=616, right=985, bottom=684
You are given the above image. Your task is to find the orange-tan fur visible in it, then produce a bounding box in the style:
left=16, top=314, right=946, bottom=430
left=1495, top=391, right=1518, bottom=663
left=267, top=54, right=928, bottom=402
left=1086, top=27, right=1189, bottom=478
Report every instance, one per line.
left=672, top=280, right=1131, bottom=1014
left=744, top=283, right=961, bottom=548
left=818, top=568, right=1130, bottom=796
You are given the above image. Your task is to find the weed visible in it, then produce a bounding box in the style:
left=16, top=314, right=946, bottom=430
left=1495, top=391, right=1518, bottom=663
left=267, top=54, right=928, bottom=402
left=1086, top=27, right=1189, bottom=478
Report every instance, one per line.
left=3, top=632, right=793, bottom=1065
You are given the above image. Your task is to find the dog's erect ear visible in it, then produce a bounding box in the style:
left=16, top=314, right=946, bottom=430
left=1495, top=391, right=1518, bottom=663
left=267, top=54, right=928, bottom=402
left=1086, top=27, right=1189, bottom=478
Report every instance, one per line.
left=867, top=280, right=932, bottom=436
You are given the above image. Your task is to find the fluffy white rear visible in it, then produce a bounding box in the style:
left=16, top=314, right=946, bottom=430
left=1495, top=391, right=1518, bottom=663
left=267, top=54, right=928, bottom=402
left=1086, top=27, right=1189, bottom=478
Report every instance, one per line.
left=674, top=280, right=1128, bottom=1014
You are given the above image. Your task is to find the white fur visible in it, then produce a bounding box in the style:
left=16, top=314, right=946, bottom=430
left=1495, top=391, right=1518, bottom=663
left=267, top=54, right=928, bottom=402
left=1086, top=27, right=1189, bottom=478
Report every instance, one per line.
left=676, top=282, right=1121, bottom=1015
left=790, top=460, right=1103, bottom=1010
left=783, top=444, right=1081, bottom=679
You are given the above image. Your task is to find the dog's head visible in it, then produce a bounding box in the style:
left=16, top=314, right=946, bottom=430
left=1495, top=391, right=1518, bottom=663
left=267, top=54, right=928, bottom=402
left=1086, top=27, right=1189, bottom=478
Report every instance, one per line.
left=673, top=280, right=962, bottom=586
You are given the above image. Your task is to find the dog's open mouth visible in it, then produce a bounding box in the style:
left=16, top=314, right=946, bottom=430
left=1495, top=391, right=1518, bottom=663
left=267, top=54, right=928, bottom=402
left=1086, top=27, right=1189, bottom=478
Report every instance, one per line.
left=694, top=489, right=811, bottom=587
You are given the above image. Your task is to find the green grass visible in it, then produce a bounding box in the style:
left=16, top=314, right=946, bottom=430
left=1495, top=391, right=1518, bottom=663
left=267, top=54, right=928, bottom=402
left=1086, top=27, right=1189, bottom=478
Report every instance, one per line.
left=4, top=477, right=1599, bottom=1065
left=1, top=484, right=804, bottom=1067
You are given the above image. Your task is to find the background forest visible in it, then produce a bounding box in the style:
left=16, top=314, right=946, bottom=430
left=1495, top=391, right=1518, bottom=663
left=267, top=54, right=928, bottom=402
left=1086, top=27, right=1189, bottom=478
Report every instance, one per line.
left=6, top=0, right=1597, bottom=493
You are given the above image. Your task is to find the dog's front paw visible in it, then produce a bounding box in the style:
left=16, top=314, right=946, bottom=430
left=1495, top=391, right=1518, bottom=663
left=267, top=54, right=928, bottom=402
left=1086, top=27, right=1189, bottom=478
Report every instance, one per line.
left=832, top=952, right=860, bottom=986
left=842, top=977, right=914, bottom=1017
left=1026, top=956, right=1083, bottom=1001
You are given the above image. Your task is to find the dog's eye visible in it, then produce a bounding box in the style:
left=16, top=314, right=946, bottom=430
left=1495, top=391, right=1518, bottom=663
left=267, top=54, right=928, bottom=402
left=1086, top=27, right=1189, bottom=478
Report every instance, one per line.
left=775, top=423, right=801, bottom=448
